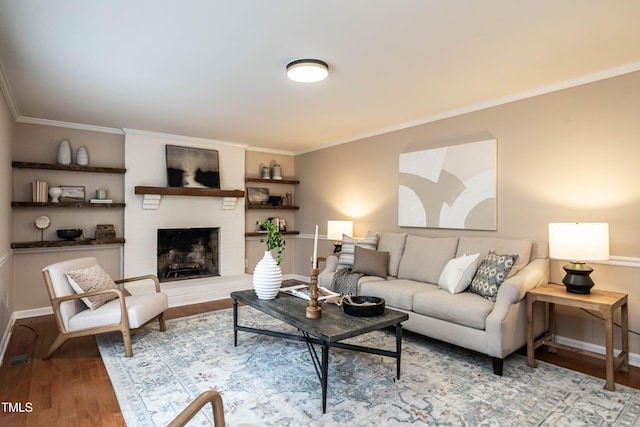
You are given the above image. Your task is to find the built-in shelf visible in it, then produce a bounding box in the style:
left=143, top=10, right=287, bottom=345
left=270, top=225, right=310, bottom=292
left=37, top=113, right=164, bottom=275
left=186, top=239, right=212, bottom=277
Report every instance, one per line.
left=245, top=177, right=300, bottom=185
left=12, top=202, right=126, bottom=208
left=245, top=231, right=300, bottom=237
left=12, top=161, right=126, bottom=174
left=11, top=238, right=126, bottom=249
left=135, top=186, right=244, bottom=198
left=246, top=205, right=299, bottom=210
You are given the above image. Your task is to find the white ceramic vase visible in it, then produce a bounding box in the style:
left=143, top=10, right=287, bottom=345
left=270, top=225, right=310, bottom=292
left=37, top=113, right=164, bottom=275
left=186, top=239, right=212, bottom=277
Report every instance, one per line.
left=57, top=140, right=71, bottom=165
left=76, top=147, right=89, bottom=166
left=253, top=250, right=282, bottom=299
left=48, top=186, right=63, bottom=203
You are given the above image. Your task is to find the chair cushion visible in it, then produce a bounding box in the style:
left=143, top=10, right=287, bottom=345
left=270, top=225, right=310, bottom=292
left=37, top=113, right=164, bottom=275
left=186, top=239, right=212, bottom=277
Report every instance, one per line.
left=351, top=246, right=389, bottom=278
left=68, top=292, right=168, bottom=331
left=360, top=279, right=436, bottom=311
left=66, top=264, right=119, bottom=310
left=413, top=289, right=494, bottom=330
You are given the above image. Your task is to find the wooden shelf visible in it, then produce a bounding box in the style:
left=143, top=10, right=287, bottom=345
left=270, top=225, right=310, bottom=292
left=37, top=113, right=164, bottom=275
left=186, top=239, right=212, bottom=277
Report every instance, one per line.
left=135, top=186, right=244, bottom=198
left=246, top=205, right=299, bottom=210
left=12, top=202, right=126, bottom=208
left=12, top=161, right=126, bottom=174
left=245, top=231, right=300, bottom=237
left=11, top=238, right=125, bottom=249
left=246, top=177, right=299, bottom=185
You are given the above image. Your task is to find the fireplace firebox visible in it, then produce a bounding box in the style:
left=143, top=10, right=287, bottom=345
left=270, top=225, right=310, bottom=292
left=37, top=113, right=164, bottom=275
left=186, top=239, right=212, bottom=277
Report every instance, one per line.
left=157, top=227, right=220, bottom=282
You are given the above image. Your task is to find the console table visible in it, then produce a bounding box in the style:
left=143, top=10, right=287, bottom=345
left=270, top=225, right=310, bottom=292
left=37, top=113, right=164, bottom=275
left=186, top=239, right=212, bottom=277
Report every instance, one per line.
left=526, top=283, right=629, bottom=391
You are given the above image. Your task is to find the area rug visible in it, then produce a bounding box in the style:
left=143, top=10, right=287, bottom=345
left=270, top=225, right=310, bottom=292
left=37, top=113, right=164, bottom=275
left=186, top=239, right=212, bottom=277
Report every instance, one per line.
left=97, top=306, right=640, bottom=426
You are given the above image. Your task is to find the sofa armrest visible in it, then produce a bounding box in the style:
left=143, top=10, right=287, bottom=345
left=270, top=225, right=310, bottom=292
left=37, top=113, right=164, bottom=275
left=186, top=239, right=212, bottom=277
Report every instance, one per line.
left=318, top=254, right=339, bottom=277
left=496, top=258, right=550, bottom=305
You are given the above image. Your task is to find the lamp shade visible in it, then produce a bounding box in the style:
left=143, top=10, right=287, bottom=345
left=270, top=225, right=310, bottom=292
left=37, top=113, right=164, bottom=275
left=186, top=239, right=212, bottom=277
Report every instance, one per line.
left=548, top=223, right=609, bottom=261
left=327, top=220, right=353, bottom=240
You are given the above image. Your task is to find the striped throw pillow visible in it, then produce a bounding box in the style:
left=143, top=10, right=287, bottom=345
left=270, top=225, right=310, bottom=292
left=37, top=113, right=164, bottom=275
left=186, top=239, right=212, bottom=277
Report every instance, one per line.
left=337, top=232, right=379, bottom=270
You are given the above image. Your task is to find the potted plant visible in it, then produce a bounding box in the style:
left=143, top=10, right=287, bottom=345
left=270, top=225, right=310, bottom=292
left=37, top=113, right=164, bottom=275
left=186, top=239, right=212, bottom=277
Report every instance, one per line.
left=252, top=219, right=286, bottom=299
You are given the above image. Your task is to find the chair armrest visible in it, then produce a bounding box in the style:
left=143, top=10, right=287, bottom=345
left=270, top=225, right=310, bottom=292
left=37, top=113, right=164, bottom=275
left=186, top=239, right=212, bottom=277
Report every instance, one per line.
left=116, top=274, right=161, bottom=293
left=167, top=390, right=225, bottom=427
left=53, top=287, right=126, bottom=304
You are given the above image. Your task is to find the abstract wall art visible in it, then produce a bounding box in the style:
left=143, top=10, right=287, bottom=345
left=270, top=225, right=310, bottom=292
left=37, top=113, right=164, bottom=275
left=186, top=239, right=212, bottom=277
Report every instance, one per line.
left=398, top=139, right=497, bottom=230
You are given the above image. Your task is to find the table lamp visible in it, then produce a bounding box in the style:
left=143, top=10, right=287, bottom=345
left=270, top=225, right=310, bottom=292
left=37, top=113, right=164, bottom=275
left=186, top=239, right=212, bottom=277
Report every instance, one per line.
left=327, top=220, right=353, bottom=253
left=548, top=222, right=609, bottom=294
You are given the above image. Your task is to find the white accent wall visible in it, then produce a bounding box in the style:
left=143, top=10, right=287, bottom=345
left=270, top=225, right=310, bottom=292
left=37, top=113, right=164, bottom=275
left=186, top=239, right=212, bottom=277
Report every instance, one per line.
left=123, top=130, right=248, bottom=301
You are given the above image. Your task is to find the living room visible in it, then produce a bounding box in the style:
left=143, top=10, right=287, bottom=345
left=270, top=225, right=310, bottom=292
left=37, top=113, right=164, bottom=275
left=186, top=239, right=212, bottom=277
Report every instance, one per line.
left=1, top=2, right=640, bottom=425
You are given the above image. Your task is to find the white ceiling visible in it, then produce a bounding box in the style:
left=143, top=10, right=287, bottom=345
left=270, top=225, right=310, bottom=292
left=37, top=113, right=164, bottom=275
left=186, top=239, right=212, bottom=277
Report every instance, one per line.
left=1, top=1, right=639, bottom=154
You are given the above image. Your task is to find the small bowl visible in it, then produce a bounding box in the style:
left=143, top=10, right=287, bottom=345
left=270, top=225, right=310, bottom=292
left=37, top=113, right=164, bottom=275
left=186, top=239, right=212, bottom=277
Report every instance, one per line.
left=57, top=229, right=82, bottom=241
left=342, top=296, right=385, bottom=317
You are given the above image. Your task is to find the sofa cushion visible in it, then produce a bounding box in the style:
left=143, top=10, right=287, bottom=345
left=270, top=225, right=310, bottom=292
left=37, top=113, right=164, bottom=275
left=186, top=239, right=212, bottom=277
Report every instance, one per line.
left=376, top=232, right=407, bottom=277
left=360, top=279, right=436, bottom=311
left=337, top=232, right=378, bottom=270
left=468, top=251, right=518, bottom=302
left=413, top=289, right=494, bottom=330
left=352, top=246, right=389, bottom=278
left=66, top=264, right=119, bottom=310
left=438, top=253, right=480, bottom=294
left=456, top=236, right=531, bottom=277
left=397, top=236, right=459, bottom=284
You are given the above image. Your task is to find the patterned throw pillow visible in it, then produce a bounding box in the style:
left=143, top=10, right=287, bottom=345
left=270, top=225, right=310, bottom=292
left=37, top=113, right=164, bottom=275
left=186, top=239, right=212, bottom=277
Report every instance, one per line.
left=66, top=264, right=119, bottom=310
left=468, top=251, right=519, bottom=302
left=337, top=232, right=378, bottom=270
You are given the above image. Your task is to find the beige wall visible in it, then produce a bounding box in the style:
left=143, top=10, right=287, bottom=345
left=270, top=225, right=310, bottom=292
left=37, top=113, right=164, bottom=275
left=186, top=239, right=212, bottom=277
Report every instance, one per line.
left=294, top=71, right=640, bottom=353
left=0, top=89, right=14, bottom=337
left=11, top=124, right=125, bottom=311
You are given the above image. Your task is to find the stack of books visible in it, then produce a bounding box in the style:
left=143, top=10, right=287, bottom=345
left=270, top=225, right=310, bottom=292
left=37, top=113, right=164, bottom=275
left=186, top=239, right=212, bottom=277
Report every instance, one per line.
left=32, top=181, right=48, bottom=202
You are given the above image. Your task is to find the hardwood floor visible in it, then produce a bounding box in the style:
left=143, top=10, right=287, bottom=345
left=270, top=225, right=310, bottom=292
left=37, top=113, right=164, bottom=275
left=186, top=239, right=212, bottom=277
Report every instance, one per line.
left=1, top=299, right=638, bottom=426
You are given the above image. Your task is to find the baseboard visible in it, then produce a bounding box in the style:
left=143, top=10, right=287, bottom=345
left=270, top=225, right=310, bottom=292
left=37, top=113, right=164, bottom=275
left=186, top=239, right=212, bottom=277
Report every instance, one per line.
left=554, top=335, right=640, bottom=368
left=0, top=311, right=17, bottom=368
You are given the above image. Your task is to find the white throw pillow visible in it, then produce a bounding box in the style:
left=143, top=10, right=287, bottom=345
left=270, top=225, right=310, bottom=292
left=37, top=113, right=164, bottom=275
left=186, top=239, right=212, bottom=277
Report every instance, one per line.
left=66, top=264, right=119, bottom=310
left=438, top=253, right=480, bottom=294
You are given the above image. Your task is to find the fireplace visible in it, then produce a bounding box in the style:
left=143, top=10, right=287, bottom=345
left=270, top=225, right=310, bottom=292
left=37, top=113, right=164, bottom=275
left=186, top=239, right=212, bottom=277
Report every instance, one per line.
left=157, top=227, right=220, bottom=282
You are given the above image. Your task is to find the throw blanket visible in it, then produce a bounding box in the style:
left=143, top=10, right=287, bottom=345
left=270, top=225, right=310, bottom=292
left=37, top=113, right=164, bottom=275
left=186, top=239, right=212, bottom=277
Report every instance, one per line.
left=331, top=269, right=364, bottom=295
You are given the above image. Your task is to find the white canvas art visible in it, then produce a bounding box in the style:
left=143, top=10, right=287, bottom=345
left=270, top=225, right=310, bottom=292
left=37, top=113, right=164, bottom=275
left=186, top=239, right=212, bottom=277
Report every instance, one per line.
left=398, top=139, right=497, bottom=230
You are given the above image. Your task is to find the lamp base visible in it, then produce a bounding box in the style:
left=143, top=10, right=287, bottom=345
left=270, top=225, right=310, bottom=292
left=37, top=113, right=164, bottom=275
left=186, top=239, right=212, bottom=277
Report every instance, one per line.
left=561, top=262, right=595, bottom=294
left=333, top=241, right=342, bottom=254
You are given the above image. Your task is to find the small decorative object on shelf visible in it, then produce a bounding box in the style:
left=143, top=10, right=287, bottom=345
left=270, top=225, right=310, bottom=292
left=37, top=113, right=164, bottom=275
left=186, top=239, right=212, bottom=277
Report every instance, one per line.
left=48, top=186, right=62, bottom=203
left=76, top=147, right=89, bottom=166
left=271, top=163, right=282, bottom=180
left=261, top=166, right=270, bottom=179
left=96, top=224, right=116, bottom=242
left=34, top=215, right=51, bottom=242
left=32, top=181, right=48, bottom=202
left=57, top=139, right=72, bottom=165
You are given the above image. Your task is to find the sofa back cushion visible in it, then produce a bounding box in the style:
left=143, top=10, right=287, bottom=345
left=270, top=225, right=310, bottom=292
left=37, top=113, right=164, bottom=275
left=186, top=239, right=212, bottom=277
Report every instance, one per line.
left=397, top=236, right=459, bottom=284
left=455, top=236, right=531, bottom=277
left=376, top=232, right=407, bottom=277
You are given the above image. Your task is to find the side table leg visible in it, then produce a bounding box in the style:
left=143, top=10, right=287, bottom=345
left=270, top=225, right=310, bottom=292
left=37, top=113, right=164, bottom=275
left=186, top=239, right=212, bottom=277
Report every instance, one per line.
left=527, top=294, right=536, bottom=368
left=604, top=308, right=615, bottom=391
left=233, top=298, right=238, bottom=347
left=621, top=301, right=629, bottom=372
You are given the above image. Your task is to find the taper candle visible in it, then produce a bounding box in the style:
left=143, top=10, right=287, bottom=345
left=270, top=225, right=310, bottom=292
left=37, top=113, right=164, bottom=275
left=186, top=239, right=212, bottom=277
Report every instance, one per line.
left=312, top=225, right=318, bottom=268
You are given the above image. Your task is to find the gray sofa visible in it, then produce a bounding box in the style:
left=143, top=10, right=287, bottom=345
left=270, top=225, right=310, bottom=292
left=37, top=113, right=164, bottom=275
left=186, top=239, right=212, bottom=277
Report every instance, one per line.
left=319, top=232, right=549, bottom=375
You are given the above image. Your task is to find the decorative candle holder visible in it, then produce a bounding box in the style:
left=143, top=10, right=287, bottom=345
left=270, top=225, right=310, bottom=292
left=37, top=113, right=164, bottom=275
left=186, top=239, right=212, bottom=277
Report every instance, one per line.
left=306, top=267, right=321, bottom=319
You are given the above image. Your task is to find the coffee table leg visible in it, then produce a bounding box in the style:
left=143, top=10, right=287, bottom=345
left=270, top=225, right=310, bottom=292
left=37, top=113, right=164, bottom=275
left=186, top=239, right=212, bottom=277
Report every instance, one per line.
left=396, top=323, right=403, bottom=380
left=233, top=298, right=238, bottom=347
left=322, top=342, right=329, bottom=414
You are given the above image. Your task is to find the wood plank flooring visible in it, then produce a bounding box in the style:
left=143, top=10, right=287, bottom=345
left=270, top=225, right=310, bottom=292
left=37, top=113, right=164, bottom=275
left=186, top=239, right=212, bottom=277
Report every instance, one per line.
left=1, top=298, right=638, bottom=426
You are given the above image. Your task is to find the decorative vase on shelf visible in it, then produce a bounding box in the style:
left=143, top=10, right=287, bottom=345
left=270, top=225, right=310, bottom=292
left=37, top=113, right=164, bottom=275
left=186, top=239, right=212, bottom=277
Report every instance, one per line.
left=57, top=140, right=71, bottom=165
left=76, top=147, right=89, bottom=166
left=48, top=186, right=62, bottom=203
left=252, top=250, right=283, bottom=299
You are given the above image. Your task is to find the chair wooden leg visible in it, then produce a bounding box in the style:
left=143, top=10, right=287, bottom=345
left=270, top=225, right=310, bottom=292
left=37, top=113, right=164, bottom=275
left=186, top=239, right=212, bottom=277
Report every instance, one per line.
left=44, top=334, right=68, bottom=359
left=122, top=329, right=133, bottom=357
left=158, top=312, right=167, bottom=332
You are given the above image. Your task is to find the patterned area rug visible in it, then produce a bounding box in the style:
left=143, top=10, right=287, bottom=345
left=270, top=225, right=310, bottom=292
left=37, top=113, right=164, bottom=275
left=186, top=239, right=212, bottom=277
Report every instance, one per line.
left=97, top=306, right=640, bottom=426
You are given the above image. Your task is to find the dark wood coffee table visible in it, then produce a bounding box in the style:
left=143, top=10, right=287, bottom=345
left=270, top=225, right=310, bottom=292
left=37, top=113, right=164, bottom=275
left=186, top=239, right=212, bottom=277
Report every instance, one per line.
left=231, top=289, right=409, bottom=413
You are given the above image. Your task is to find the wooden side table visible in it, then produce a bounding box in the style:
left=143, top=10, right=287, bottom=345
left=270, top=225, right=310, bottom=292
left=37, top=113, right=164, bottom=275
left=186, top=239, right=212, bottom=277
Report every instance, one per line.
left=527, top=283, right=629, bottom=391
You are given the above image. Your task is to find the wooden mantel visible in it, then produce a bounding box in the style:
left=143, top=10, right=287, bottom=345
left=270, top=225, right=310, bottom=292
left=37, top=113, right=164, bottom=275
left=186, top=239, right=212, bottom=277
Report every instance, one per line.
left=134, top=186, right=244, bottom=210
left=134, top=186, right=244, bottom=198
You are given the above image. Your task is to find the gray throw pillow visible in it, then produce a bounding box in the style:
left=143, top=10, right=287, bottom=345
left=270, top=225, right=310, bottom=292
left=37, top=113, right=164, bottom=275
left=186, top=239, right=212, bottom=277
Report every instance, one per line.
left=468, top=251, right=519, bottom=302
left=351, top=246, right=389, bottom=278
left=337, top=232, right=378, bottom=270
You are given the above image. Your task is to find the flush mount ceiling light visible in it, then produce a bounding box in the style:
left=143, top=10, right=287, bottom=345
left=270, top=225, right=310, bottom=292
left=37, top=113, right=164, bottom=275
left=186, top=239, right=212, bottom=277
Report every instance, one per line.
left=286, top=59, right=329, bottom=83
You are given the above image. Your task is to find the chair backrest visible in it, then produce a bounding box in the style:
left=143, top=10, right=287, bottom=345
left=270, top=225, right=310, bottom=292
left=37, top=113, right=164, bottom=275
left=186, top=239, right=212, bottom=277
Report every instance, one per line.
left=42, top=257, right=99, bottom=331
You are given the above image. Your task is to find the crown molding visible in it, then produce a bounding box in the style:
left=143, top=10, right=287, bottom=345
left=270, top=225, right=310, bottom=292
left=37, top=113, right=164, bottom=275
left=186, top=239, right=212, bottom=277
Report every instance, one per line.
left=16, top=116, right=124, bottom=135
left=246, top=146, right=295, bottom=156
left=294, top=61, right=640, bottom=156
left=0, top=63, right=20, bottom=120
left=122, top=128, right=248, bottom=149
